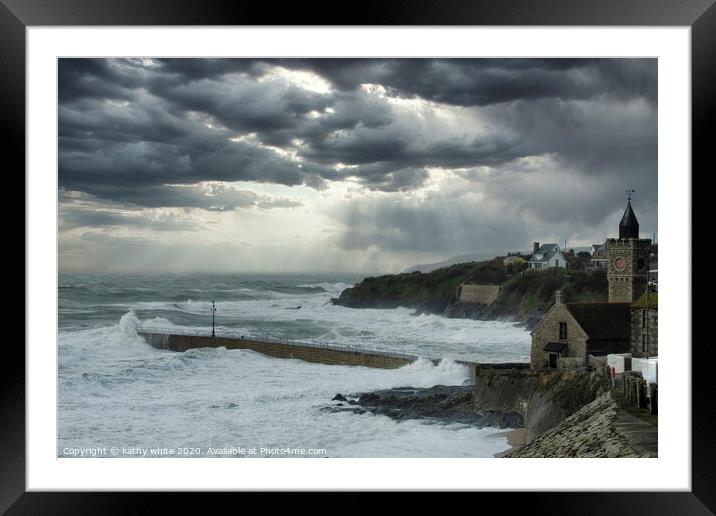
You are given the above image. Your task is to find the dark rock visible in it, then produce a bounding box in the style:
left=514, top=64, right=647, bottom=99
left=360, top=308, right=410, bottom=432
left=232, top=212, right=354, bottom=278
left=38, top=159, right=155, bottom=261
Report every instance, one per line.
left=344, top=385, right=495, bottom=426
left=332, top=394, right=348, bottom=402
left=358, top=393, right=381, bottom=403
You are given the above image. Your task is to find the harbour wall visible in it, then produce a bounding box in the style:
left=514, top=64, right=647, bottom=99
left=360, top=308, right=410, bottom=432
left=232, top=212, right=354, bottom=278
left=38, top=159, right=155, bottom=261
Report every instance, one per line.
left=139, top=331, right=426, bottom=369
left=137, top=330, right=530, bottom=382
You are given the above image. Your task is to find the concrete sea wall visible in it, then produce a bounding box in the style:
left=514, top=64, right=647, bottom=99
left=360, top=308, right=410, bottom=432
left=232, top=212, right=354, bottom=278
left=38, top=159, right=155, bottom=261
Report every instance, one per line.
left=139, top=332, right=419, bottom=369
left=137, top=331, right=519, bottom=383
left=472, top=366, right=611, bottom=442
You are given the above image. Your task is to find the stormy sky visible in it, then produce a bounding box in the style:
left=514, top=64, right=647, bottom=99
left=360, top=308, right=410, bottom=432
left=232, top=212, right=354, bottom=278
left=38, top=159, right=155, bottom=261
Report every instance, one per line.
left=58, top=58, right=657, bottom=274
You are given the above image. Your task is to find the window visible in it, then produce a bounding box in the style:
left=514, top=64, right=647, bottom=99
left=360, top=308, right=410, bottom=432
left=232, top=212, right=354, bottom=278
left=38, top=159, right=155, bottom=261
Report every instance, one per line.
left=559, top=322, right=568, bottom=340
left=642, top=334, right=650, bottom=352
left=642, top=309, right=647, bottom=328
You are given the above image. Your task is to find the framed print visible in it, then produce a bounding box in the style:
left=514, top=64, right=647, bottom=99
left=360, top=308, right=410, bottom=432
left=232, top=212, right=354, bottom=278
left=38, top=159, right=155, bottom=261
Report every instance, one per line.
left=6, top=0, right=711, bottom=511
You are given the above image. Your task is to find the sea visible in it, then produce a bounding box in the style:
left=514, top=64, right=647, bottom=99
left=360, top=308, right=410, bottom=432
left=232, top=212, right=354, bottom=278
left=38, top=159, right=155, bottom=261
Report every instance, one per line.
left=58, top=273, right=531, bottom=458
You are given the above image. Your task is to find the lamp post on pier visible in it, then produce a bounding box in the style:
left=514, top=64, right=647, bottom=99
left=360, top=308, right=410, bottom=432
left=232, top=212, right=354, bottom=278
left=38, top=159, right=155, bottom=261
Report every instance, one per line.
left=211, top=299, right=216, bottom=337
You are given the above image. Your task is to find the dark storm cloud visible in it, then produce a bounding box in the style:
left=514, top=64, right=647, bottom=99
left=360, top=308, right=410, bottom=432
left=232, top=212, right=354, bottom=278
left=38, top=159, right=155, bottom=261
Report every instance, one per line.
left=269, top=58, right=657, bottom=107
left=60, top=135, right=326, bottom=192
left=350, top=166, right=431, bottom=192
left=142, top=58, right=655, bottom=106
left=301, top=124, right=522, bottom=172
left=59, top=57, right=657, bottom=246
left=59, top=59, right=135, bottom=103
left=154, top=74, right=334, bottom=135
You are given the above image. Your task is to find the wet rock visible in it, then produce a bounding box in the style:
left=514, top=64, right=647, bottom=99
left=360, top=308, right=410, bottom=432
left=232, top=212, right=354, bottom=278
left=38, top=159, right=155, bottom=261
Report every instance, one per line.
left=344, top=385, right=499, bottom=426
left=358, top=393, right=381, bottom=403
left=332, top=394, right=348, bottom=402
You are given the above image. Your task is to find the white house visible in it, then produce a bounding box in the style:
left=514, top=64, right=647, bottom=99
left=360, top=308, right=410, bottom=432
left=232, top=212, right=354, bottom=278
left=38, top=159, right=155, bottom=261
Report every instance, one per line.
left=528, top=242, right=567, bottom=270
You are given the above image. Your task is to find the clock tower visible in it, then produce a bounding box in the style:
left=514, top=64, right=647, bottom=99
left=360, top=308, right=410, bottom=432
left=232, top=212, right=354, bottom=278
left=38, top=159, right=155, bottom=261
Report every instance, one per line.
left=606, top=194, right=651, bottom=303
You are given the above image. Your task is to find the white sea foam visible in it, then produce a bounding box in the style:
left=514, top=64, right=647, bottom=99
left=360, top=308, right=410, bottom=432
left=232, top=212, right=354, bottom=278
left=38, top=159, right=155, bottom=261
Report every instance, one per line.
left=105, top=293, right=530, bottom=362
left=58, top=320, right=509, bottom=458
left=119, top=310, right=140, bottom=336
left=58, top=275, right=530, bottom=457
left=297, top=282, right=353, bottom=293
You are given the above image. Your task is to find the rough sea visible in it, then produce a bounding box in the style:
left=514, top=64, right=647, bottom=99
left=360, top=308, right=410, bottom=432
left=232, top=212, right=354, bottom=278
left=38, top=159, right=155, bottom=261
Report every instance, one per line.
left=58, top=273, right=531, bottom=458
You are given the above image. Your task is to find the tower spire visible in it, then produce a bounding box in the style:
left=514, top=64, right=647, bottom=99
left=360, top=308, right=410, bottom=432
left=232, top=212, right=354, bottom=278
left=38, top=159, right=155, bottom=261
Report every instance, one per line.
left=619, top=189, right=639, bottom=239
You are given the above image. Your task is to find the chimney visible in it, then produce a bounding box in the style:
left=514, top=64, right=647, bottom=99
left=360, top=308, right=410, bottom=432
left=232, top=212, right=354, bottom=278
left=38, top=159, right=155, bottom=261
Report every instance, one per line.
left=555, top=290, right=563, bottom=305
left=533, top=242, right=539, bottom=254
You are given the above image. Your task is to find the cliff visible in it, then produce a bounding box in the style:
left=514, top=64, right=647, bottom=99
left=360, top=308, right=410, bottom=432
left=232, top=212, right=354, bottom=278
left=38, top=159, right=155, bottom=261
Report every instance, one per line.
left=331, top=258, right=608, bottom=327
left=472, top=366, right=611, bottom=442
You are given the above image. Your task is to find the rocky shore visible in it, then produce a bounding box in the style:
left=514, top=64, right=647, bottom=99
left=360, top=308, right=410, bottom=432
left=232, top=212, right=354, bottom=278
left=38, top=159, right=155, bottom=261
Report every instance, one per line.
left=332, top=296, right=542, bottom=329
left=324, top=384, right=522, bottom=428
left=323, top=368, right=604, bottom=436
left=323, top=365, right=654, bottom=458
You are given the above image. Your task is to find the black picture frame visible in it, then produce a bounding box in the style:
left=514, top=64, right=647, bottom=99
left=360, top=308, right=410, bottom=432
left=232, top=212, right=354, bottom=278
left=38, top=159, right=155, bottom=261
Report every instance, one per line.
left=5, top=0, right=709, bottom=512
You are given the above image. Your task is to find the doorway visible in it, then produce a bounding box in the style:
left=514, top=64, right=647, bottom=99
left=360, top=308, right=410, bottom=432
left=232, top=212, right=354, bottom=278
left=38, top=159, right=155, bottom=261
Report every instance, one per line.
left=549, top=353, right=558, bottom=369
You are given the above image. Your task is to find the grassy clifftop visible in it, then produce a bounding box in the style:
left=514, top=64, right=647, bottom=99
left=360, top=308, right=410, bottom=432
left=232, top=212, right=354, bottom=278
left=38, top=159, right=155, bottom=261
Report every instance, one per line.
left=331, top=258, right=608, bottom=325
left=489, top=266, right=607, bottom=317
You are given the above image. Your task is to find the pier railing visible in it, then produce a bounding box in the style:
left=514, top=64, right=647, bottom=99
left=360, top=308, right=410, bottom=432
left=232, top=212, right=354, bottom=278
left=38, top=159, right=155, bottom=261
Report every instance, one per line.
left=134, top=322, right=446, bottom=364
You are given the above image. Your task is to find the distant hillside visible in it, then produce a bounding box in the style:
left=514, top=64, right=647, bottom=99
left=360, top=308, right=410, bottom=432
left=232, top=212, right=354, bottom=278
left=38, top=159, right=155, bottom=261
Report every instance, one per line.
left=403, top=251, right=520, bottom=273
left=332, top=258, right=608, bottom=328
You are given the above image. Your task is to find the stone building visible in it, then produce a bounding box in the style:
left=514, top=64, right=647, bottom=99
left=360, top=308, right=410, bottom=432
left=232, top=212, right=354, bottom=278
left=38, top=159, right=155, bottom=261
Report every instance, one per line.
left=530, top=196, right=648, bottom=370
left=606, top=199, right=651, bottom=303
left=631, top=292, right=658, bottom=357
left=530, top=291, right=631, bottom=369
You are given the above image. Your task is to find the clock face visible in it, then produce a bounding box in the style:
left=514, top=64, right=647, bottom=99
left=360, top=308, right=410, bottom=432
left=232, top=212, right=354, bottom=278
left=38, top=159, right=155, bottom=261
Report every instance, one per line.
left=637, top=257, right=645, bottom=270
left=614, top=257, right=626, bottom=271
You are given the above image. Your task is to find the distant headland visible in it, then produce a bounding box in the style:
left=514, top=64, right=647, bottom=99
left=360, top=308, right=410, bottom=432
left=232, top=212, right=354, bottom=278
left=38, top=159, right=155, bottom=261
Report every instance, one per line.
left=331, top=256, right=610, bottom=329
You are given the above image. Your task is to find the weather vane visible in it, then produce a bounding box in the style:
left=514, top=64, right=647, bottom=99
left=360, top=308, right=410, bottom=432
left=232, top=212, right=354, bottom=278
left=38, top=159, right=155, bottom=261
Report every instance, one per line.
left=625, top=188, right=635, bottom=201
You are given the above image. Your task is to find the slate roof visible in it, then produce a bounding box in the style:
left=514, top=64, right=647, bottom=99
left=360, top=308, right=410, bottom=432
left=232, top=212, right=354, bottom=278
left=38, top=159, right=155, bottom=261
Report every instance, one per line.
left=544, top=342, right=567, bottom=352
left=536, top=243, right=559, bottom=254
left=565, top=303, right=631, bottom=340
left=529, top=244, right=561, bottom=263
left=591, top=245, right=607, bottom=260
left=619, top=201, right=640, bottom=239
